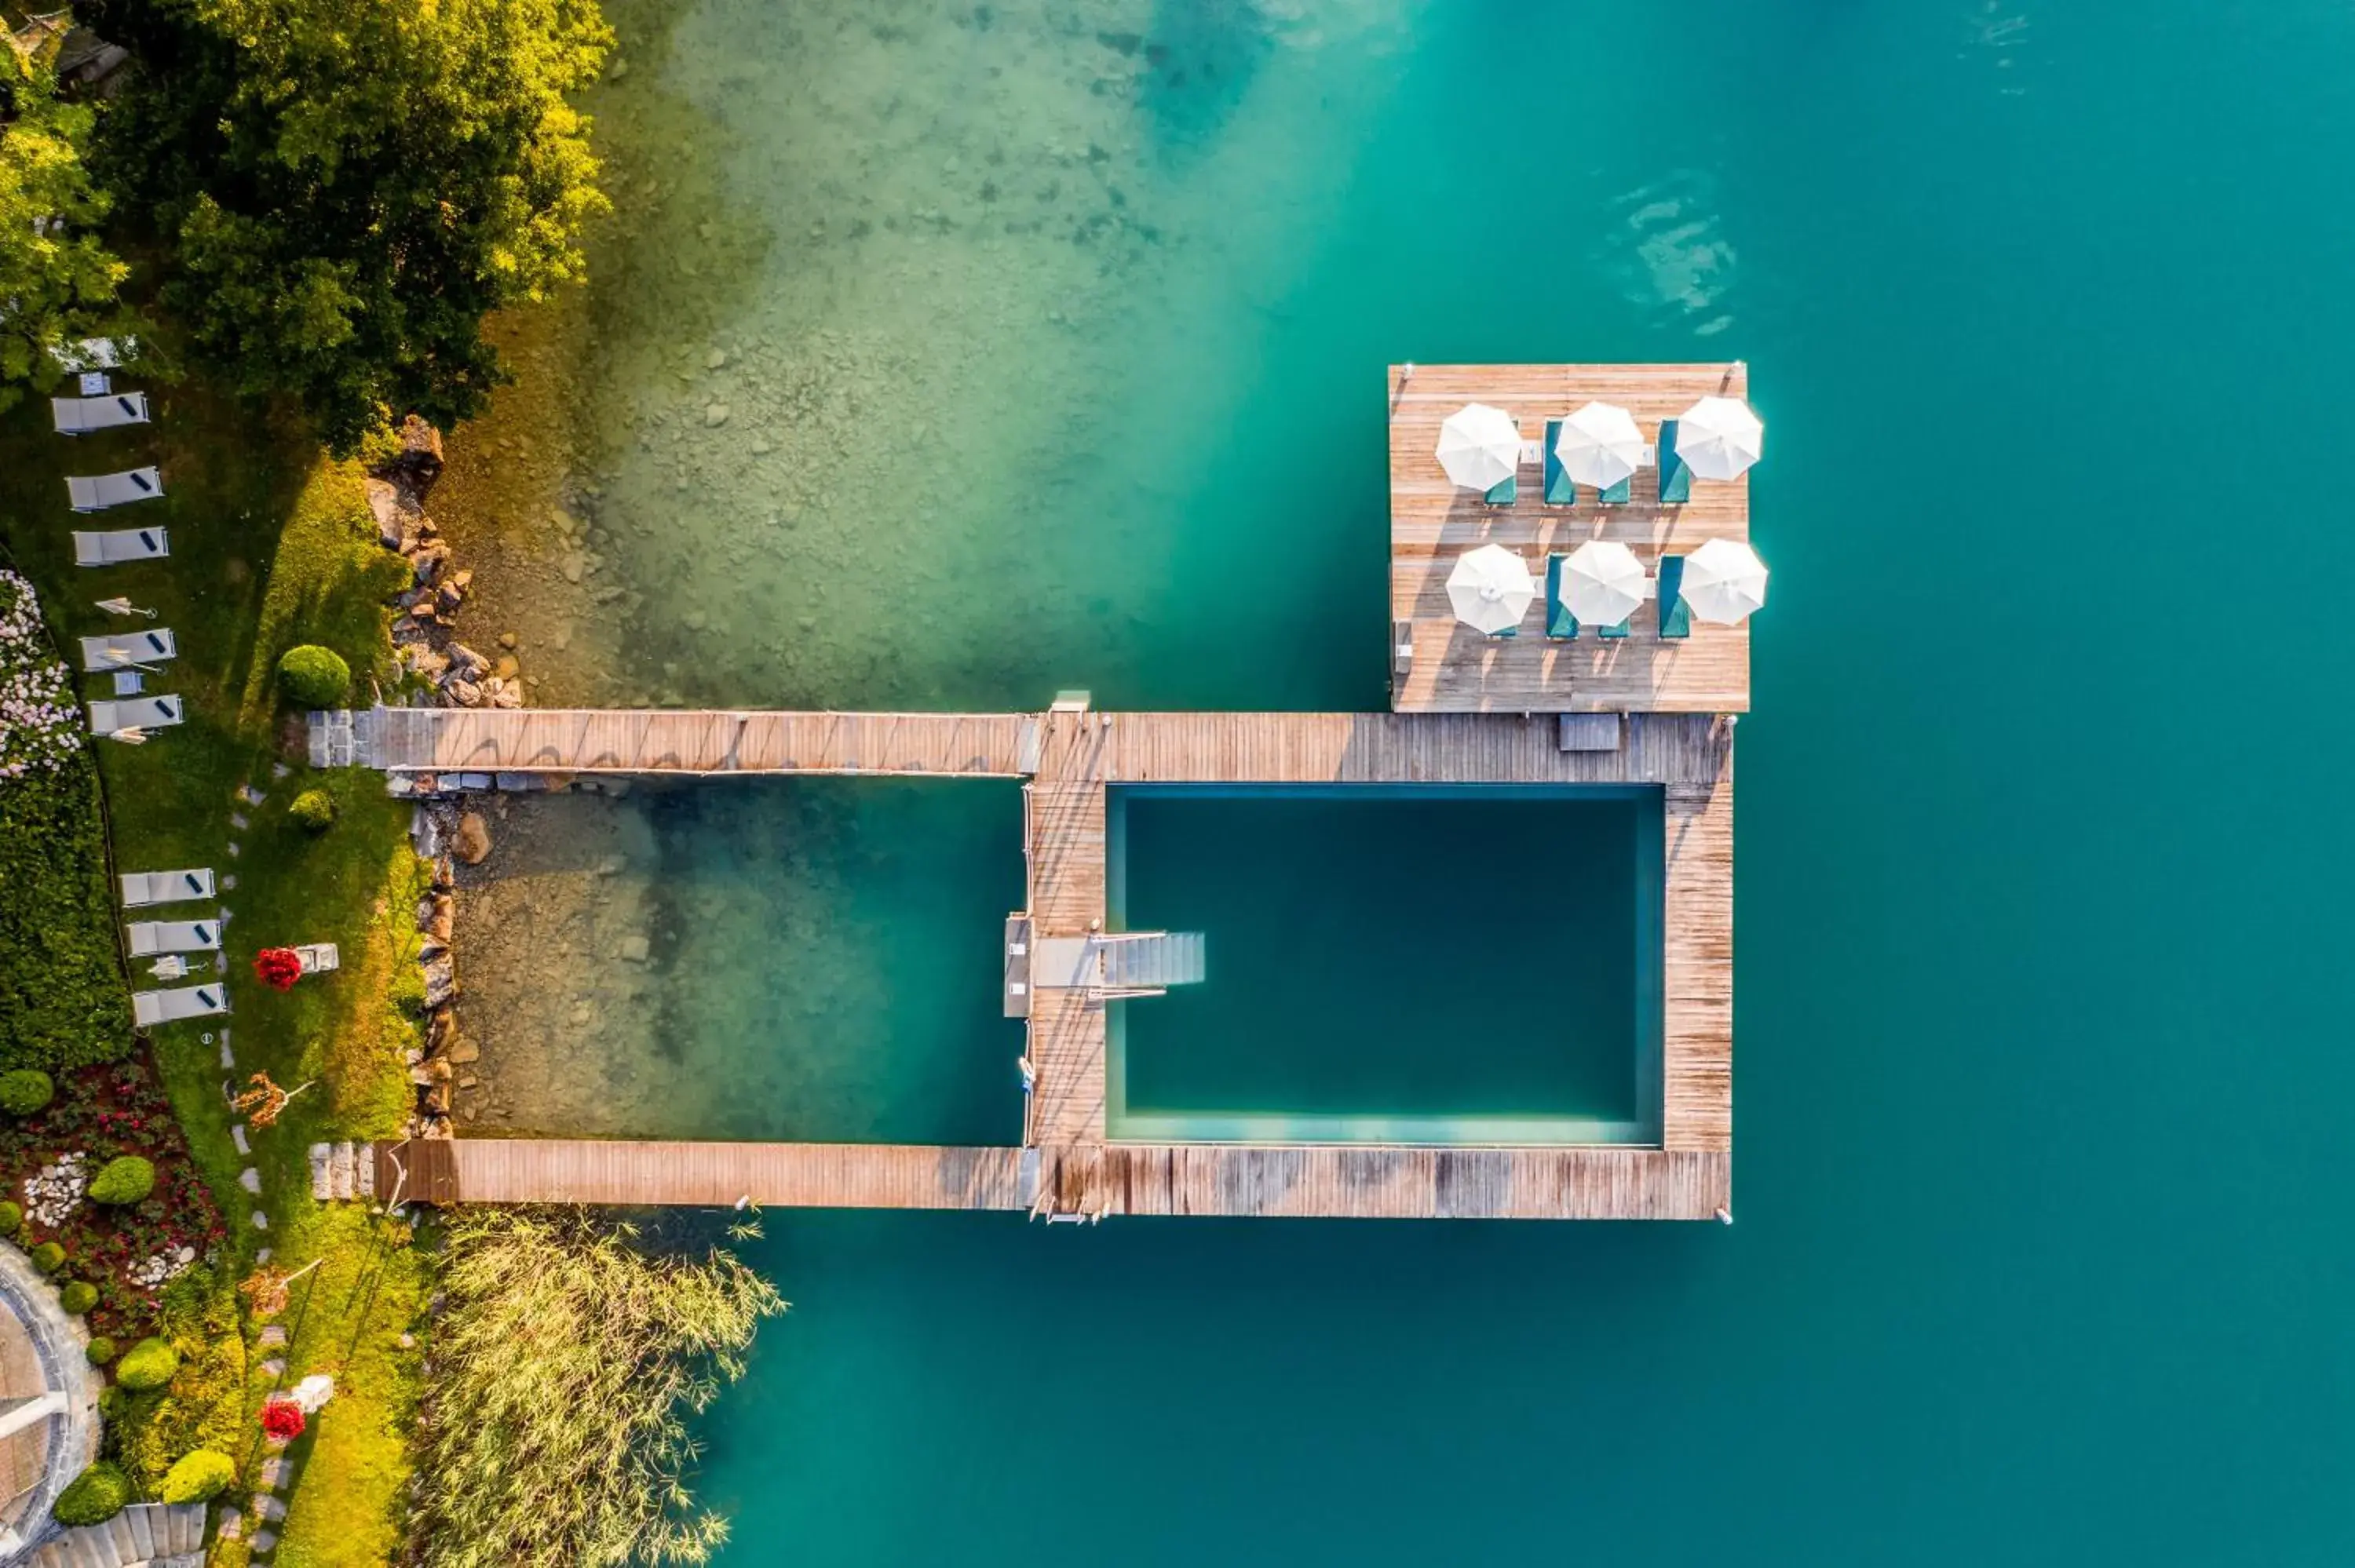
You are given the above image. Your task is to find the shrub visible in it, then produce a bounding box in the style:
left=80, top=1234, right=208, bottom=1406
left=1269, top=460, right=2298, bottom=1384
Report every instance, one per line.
left=88, top=1156, right=155, bottom=1205
left=86, top=1336, right=117, bottom=1365
left=159, top=1449, right=237, bottom=1503
left=29, top=1242, right=64, bottom=1274
left=260, top=1398, right=305, bottom=1441
left=288, top=789, right=337, bottom=832
left=276, top=644, right=351, bottom=708
left=0, top=1069, right=53, bottom=1114
left=52, top=1461, right=131, bottom=1526
left=59, top=1281, right=98, bottom=1314
left=115, top=1336, right=179, bottom=1391
left=254, top=948, right=303, bottom=991
left=0, top=1202, right=20, bottom=1235
left=96, top=1384, right=122, bottom=1419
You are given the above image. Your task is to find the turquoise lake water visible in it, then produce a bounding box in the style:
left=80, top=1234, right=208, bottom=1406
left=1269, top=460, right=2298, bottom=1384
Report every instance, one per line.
left=454, top=0, right=2355, bottom=1560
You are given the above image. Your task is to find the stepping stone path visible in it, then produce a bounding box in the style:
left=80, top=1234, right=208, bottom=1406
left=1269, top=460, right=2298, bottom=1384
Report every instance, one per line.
left=258, top=1325, right=287, bottom=1347
left=306, top=1142, right=375, bottom=1202
left=22, top=1500, right=208, bottom=1566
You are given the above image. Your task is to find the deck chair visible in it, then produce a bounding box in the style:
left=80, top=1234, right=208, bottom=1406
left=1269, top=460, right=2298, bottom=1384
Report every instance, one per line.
left=78, top=629, right=177, bottom=671
left=120, top=869, right=214, bottom=907
left=131, top=984, right=229, bottom=1026
left=1542, top=420, right=1576, bottom=505
left=294, top=943, right=341, bottom=975
left=1656, top=555, right=1692, bottom=639
left=52, top=392, right=152, bottom=436
left=88, top=695, right=184, bottom=734
left=1544, top=556, right=1579, bottom=640
left=71, top=528, right=168, bottom=565
left=126, top=919, right=222, bottom=956
left=65, top=468, right=163, bottom=512
left=1656, top=420, right=1692, bottom=504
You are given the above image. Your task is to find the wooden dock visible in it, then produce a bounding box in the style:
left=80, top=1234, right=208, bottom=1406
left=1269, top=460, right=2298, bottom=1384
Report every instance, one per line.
left=1389, top=363, right=1752, bottom=714
left=363, top=706, right=1031, bottom=776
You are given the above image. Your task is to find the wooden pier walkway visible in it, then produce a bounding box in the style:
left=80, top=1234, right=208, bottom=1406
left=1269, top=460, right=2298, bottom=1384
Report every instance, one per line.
left=363, top=706, right=1031, bottom=777
left=379, top=1139, right=1029, bottom=1209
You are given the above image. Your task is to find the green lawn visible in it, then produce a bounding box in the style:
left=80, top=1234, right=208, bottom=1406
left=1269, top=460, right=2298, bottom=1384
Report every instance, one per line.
left=0, top=384, right=431, bottom=1563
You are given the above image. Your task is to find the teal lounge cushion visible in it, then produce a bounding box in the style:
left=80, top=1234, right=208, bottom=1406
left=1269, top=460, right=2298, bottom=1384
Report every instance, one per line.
left=1484, top=473, right=1517, bottom=505
left=1544, top=556, right=1578, bottom=640
left=1656, top=555, right=1691, bottom=639
left=1543, top=421, right=1575, bottom=505
left=1657, top=419, right=1692, bottom=503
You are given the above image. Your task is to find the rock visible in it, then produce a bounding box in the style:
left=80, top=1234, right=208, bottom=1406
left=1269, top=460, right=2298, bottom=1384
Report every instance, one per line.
left=619, top=934, right=650, bottom=962
left=705, top=403, right=732, bottom=428
left=436, top=582, right=465, bottom=613
left=378, top=414, right=445, bottom=498
left=432, top=856, right=455, bottom=892
left=458, top=1074, right=480, bottom=1090
left=446, top=642, right=489, bottom=676
left=706, top=347, right=728, bottom=370
left=365, top=477, right=414, bottom=549
left=422, top=953, right=458, bottom=1008
left=447, top=1038, right=480, bottom=1065
left=258, top=1324, right=287, bottom=1347
left=561, top=555, right=585, bottom=585
left=490, top=683, right=522, bottom=709
left=441, top=679, right=482, bottom=709
left=498, top=631, right=518, bottom=650
left=452, top=812, right=491, bottom=864
left=427, top=907, right=454, bottom=943
left=495, top=655, right=520, bottom=680
left=252, top=1210, right=268, bottom=1230
left=239, top=1168, right=261, bottom=1194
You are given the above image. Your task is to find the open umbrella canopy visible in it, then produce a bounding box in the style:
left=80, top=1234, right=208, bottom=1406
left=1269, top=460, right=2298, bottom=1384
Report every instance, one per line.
left=1554, top=401, right=1645, bottom=490
left=1445, top=544, right=1535, bottom=634
left=1674, top=396, right=1765, bottom=480
left=1681, top=537, right=1769, bottom=624
left=1560, top=540, right=1648, bottom=626
left=1435, top=403, right=1521, bottom=491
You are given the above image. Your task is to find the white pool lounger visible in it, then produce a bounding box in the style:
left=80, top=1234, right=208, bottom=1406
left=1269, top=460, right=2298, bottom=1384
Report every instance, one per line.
left=131, top=983, right=230, bottom=1026
left=88, top=695, right=184, bottom=734
left=71, top=527, right=169, bottom=565
left=65, top=467, right=164, bottom=511
left=126, top=919, right=222, bottom=955
left=53, top=392, right=152, bottom=435
left=78, top=629, right=178, bottom=670
left=119, top=869, right=216, bottom=906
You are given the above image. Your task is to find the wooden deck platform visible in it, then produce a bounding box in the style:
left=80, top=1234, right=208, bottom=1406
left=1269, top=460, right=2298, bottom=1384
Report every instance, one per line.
left=363, top=706, right=1031, bottom=776
left=1389, top=363, right=1752, bottom=714
left=419, top=1139, right=1029, bottom=1209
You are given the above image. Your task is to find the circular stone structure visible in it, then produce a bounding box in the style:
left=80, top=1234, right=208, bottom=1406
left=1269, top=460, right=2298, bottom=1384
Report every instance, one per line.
left=0, top=1238, right=100, bottom=1556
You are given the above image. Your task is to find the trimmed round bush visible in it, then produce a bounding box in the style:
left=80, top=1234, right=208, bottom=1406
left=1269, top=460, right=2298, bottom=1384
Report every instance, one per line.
left=52, top=1461, right=131, bottom=1526
left=58, top=1281, right=98, bottom=1315
left=0, top=1202, right=20, bottom=1236
left=159, top=1448, right=237, bottom=1504
left=87, top=1155, right=155, bottom=1205
left=86, top=1336, right=117, bottom=1366
left=0, top=1069, right=53, bottom=1115
left=28, top=1242, right=64, bottom=1274
left=288, top=788, right=337, bottom=833
left=276, top=644, right=351, bottom=708
left=115, top=1336, right=179, bottom=1391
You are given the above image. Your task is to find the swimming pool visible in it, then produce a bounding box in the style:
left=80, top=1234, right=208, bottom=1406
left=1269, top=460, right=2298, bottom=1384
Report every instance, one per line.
left=1106, top=783, right=1663, bottom=1146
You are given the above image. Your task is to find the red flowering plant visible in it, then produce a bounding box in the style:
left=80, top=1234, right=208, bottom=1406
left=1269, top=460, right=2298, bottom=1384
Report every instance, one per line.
left=261, top=1398, right=307, bottom=1442
left=253, top=948, right=303, bottom=991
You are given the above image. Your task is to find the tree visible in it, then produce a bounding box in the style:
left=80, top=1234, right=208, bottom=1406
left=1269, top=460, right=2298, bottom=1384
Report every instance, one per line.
left=0, top=31, right=130, bottom=414
left=83, top=0, right=612, bottom=454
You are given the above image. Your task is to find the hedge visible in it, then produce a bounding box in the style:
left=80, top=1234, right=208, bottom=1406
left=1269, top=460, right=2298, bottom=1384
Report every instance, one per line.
left=88, top=1155, right=155, bottom=1205
left=115, top=1336, right=179, bottom=1391
left=53, top=1461, right=131, bottom=1526
left=0, top=1068, right=53, bottom=1114
left=159, top=1448, right=237, bottom=1503
left=276, top=644, right=351, bottom=708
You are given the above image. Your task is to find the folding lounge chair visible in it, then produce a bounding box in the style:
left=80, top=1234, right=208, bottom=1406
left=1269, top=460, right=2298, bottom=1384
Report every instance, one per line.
left=71, top=528, right=169, bottom=565
left=1545, top=556, right=1578, bottom=640
left=78, top=629, right=177, bottom=671
left=1542, top=420, right=1576, bottom=505
left=87, top=695, right=184, bottom=734
left=65, top=468, right=164, bottom=512
left=126, top=920, right=222, bottom=956
left=131, top=984, right=229, bottom=1026
left=119, top=869, right=215, bottom=907
left=1656, top=420, right=1692, bottom=504
left=294, top=943, right=341, bottom=975
left=1656, top=555, right=1692, bottom=639
left=52, top=392, right=152, bottom=436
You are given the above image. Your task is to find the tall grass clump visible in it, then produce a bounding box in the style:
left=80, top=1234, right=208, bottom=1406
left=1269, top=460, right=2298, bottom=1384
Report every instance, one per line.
left=414, top=1209, right=786, bottom=1568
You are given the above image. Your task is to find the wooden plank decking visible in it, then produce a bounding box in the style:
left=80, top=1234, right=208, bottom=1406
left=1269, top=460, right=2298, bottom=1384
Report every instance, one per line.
left=432, top=1140, right=1028, bottom=1209
left=365, top=706, right=1031, bottom=776
left=1389, top=363, right=1751, bottom=714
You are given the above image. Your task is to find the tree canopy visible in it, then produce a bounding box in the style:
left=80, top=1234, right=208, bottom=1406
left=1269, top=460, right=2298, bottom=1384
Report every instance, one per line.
left=0, top=28, right=130, bottom=413
left=83, top=0, right=612, bottom=453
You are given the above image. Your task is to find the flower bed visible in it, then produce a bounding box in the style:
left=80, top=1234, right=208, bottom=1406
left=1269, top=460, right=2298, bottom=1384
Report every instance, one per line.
left=0, top=570, right=82, bottom=779
left=0, top=1056, right=228, bottom=1345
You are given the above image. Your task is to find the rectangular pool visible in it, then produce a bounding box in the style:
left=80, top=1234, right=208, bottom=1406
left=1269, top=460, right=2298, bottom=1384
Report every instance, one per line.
left=1106, top=783, right=1663, bottom=1146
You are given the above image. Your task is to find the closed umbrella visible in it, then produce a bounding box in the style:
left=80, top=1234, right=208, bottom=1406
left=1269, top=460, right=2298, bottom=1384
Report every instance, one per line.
left=1553, top=401, right=1645, bottom=490
left=1674, top=396, right=1764, bottom=480
left=1435, top=403, right=1521, bottom=492
left=1445, top=544, right=1535, bottom=634
left=1560, top=540, right=1648, bottom=627
left=1681, top=537, right=1769, bottom=624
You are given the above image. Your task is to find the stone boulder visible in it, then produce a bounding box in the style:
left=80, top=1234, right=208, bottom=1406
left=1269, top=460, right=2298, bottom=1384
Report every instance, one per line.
left=451, top=811, right=491, bottom=865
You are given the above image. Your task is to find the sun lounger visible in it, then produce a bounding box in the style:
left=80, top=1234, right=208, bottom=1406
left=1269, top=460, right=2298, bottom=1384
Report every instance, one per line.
left=1542, top=420, right=1575, bottom=505
left=87, top=695, right=183, bottom=734
left=120, top=869, right=215, bottom=907
left=1597, top=473, right=1632, bottom=505
left=1482, top=473, right=1516, bottom=505
left=71, top=527, right=168, bottom=566
left=294, top=943, right=341, bottom=975
left=78, top=629, right=177, bottom=671
left=65, top=468, right=163, bottom=512
left=1544, top=556, right=1578, bottom=640
left=1597, top=611, right=1632, bottom=640
left=52, top=392, right=151, bottom=435
left=1656, top=555, right=1692, bottom=639
left=1656, top=420, right=1692, bottom=504
left=131, top=984, right=229, bottom=1026
left=126, top=919, right=222, bottom=956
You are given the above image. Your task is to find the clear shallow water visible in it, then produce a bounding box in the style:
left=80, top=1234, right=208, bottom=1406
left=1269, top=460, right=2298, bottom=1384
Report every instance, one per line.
left=443, top=0, right=2355, bottom=1561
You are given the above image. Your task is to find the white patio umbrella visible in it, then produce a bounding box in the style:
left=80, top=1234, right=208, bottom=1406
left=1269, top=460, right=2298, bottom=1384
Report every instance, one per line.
left=1445, top=544, right=1535, bottom=634
left=1553, top=401, right=1645, bottom=490
left=1560, top=540, right=1648, bottom=627
left=1435, top=403, right=1521, bottom=491
left=1674, top=396, right=1764, bottom=480
left=1680, top=537, right=1769, bottom=624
